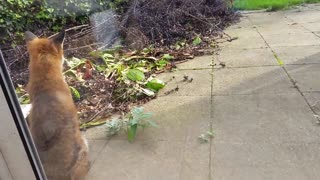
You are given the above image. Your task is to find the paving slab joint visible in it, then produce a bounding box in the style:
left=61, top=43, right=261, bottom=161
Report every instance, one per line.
left=252, top=21, right=320, bottom=124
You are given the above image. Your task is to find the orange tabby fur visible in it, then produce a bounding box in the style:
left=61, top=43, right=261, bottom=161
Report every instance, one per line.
left=25, top=31, right=89, bottom=180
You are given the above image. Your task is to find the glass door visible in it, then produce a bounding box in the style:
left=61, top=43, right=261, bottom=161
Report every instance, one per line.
left=0, top=49, right=47, bottom=180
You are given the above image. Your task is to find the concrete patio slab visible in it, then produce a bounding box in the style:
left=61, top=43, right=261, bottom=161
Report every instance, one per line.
left=217, top=47, right=277, bottom=67
left=223, top=28, right=268, bottom=49
left=247, top=12, right=288, bottom=26
left=286, top=64, right=320, bottom=92
left=157, top=69, right=212, bottom=96
left=212, top=142, right=309, bottom=180
left=87, top=140, right=108, bottom=165
left=211, top=93, right=319, bottom=145
left=134, top=95, right=211, bottom=141
left=301, top=22, right=320, bottom=32
left=272, top=45, right=320, bottom=64
left=285, top=10, right=320, bottom=23
left=177, top=55, right=213, bottom=70
left=227, top=16, right=252, bottom=29
left=262, top=32, right=320, bottom=47
left=257, top=23, right=310, bottom=36
left=85, top=94, right=212, bottom=180
left=303, top=92, right=320, bottom=115
left=86, top=140, right=184, bottom=180
left=212, top=66, right=295, bottom=95
left=211, top=93, right=320, bottom=180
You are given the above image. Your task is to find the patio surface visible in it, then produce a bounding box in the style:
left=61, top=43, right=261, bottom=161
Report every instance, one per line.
left=85, top=4, right=320, bottom=180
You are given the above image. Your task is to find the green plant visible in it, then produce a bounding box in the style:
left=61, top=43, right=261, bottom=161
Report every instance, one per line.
left=70, top=86, right=81, bottom=100
left=105, top=118, right=123, bottom=136
left=192, top=36, right=202, bottom=46
left=86, top=49, right=168, bottom=100
left=15, top=84, right=30, bottom=104
left=198, top=130, right=215, bottom=144
left=104, top=107, right=158, bottom=142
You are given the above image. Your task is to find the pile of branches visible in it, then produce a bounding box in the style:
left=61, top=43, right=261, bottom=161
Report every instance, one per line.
left=120, top=0, right=239, bottom=46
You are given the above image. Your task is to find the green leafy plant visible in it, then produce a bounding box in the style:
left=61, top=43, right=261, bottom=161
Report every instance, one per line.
left=70, top=86, right=81, bottom=100
left=126, top=107, right=157, bottom=142
left=192, top=36, right=202, bottom=46
left=104, top=107, right=158, bottom=142
left=86, top=49, right=168, bottom=99
left=15, top=84, right=30, bottom=104
left=198, top=130, right=215, bottom=144
left=126, top=69, right=145, bottom=81
left=146, top=78, right=165, bottom=92
left=105, top=119, right=123, bottom=136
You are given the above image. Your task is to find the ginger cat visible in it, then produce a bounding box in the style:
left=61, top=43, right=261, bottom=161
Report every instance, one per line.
left=25, top=30, right=89, bottom=180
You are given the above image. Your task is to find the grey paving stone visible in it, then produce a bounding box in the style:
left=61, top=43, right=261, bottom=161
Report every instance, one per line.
left=85, top=126, right=108, bottom=140
left=257, top=22, right=309, bottom=36
left=272, top=45, right=320, bottom=64
left=222, top=28, right=268, bottom=49
left=211, top=93, right=319, bottom=144
left=177, top=55, right=213, bottom=70
left=217, top=47, right=277, bottom=67
left=301, top=22, right=320, bottom=32
left=157, top=69, right=212, bottom=96
left=285, top=10, right=320, bottom=23
left=86, top=140, right=184, bottom=180
left=262, top=32, right=320, bottom=47
left=87, top=139, right=108, bottom=166
left=87, top=138, right=210, bottom=180
left=228, top=16, right=252, bottom=29
left=135, top=95, right=211, bottom=141
left=286, top=64, right=320, bottom=92
left=303, top=92, right=320, bottom=115
left=211, top=93, right=320, bottom=180
left=212, top=66, right=295, bottom=95
left=212, top=142, right=308, bottom=180
left=247, top=12, right=288, bottom=26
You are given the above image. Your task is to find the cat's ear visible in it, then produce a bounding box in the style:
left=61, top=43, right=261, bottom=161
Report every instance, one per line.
left=50, top=30, right=65, bottom=46
left=24, top=31, right=38, bottom=43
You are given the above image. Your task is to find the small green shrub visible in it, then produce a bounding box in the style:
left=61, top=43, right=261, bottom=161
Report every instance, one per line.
left=105, top=106, right=158, bottom=142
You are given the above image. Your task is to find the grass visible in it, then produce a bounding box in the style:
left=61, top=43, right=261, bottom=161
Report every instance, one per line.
left=234, top=0, right=320, bottom=10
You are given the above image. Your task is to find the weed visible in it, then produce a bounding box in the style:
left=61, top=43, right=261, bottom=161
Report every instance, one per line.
left=104, top=106, right=158, bottom=142
left=198, top=130, right=215, bottom=144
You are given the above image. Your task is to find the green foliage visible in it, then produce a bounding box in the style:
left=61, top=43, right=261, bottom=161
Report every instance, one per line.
left=146, top=78, right=165, bottom=92
left=80, top=120, right=106, bottom=129
left=192, top=36, right=202, bottom=46
left=126, top=69, right=145, bottom=81
left=105, top=119, right=123, bottom=136
left=126, top=107, right=154, bottom=142
left=0, top=0, right=128, bottom=40
left=198, top=130, right=215, bottom=144
left=175, top=39, right=187, bottom=50
left=104, top=106, right=158, bottom=142
left=86, top=48, right=169, bottom=99
left=108, top=0, right=130, bottom=14
left=15, top=84, right=30, bottom=104
left=234, top=0, right=320, bottom=10
left=70, top=86, right=81, bottom=100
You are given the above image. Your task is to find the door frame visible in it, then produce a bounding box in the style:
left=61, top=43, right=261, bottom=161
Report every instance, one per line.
left=0, top=49, right=47, bottom=180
